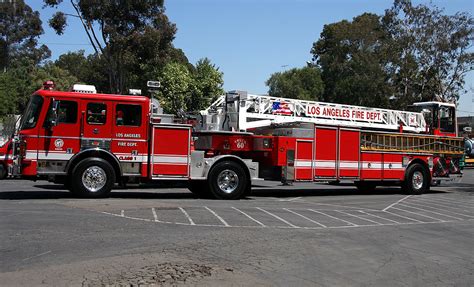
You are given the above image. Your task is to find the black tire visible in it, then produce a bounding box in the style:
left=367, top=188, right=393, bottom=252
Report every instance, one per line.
left=71, top=157, right=115, bottom=198
left=354, top=181, right=377, bottom=192
left=208, top=161, right=249, bottom=200
left=402, top=163, right=430, bottom=195
left=0, top=164, right=7, bottom=179
left=188, top=180, right=212, bottom=198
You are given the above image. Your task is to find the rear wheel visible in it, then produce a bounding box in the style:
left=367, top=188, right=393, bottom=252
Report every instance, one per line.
left=354, top=181, right=377, bottom=192
left=71, top=158, right=115, bottom=198
left=403, top=163, right=430, bottom=195
left=208, top=161, right=249, bottom=200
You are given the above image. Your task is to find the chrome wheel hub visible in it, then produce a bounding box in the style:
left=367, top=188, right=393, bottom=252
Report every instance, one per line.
left=217, top=169, right=239, bottom=194
left=82, top=166, right=107, bottom=192
left=412, top=171, right=424, bottom=190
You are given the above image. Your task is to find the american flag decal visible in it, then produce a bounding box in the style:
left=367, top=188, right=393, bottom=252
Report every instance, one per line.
left=272, top=101, right=293, bottom=115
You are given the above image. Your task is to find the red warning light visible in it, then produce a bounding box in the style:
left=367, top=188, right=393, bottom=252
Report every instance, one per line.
left=43, top=80, right=55, bottom=90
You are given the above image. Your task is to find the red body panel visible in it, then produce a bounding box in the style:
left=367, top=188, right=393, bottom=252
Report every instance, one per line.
left=338, top=129, right=360, bottom=178
left=295, top=140, right=313, bottom=180
left=151, top=126, right=191, bottom=177
left=314, top=127, right=337, bottom=178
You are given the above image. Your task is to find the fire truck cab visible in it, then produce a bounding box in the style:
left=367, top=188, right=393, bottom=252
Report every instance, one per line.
left=9, top=82, right=464, bottom=199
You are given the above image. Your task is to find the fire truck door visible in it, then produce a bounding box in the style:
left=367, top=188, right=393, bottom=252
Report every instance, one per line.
left=314, top=127, right=338, bottom=179
left=295, top=140, right=313, bottom=181
left=151, top=125, right=191, bottom=178
left=37, top=98, right=81, bottom=172
left=81, top=101, right=112, bottom=149
left=338, top=129, right=360, bottom=178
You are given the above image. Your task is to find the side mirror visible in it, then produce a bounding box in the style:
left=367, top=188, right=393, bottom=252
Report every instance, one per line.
left=47, top=99, right=60, bottom=129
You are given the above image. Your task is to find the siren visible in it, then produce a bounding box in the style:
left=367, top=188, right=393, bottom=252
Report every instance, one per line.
left=43, top=80, right=55, bottom=90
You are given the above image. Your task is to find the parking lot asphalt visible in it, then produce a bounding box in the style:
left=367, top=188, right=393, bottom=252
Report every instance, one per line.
left=0, top=170, right=473, bottom=286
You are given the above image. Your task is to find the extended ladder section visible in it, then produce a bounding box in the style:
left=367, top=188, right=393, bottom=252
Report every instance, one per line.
left=361, top=131, right=464, bottom=155
left=201, top=91, right=426, bottom=133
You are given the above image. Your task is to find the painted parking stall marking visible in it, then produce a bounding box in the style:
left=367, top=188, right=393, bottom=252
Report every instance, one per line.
left=100, top=195, right=473, bottom=230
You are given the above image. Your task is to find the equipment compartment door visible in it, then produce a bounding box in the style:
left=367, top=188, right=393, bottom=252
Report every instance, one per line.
left=338, top=129, right=360, bottom=178
left=295, top=140, right=313, bottom=181
left=314, top=127, right=337, bottom=179
left=151, top=125, right=191, bottom=178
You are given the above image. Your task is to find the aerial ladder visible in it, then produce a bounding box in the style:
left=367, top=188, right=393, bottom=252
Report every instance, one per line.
left=198, top=91, right=463, bottom=156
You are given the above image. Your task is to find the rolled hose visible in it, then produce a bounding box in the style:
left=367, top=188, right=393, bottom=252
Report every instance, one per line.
left=465, top=138, right=474, bottom=157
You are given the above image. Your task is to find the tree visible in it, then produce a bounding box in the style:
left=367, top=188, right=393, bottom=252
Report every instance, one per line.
left=266, top=66, right=324, bottom=101
left=189, top=58, right=224, bottom=111
left=54, top=50, right=110, bottom=92
left=383, top=0, right=474, bottom=105
left=156, top=62, right=193, bottom=114
left=0, top=72, right=21, bottom=118
left=311, top=13, right=393, bottom=108
left=44, top=0, right=186, bottom=94
left=0, top=0, right=50, bottom=72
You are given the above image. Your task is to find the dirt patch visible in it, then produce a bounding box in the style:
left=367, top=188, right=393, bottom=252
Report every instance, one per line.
left=81, top=263, right=213, bottom=286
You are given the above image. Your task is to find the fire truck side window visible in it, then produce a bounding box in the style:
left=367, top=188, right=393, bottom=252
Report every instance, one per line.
left=87, top=103, right=107, bottom=125
left=115, top=104, right=141, bottom=126
left=44, top=100, right=78, bottom=126
left=439, top=107, right=455, bottom=132
left=20, top=95, right=43, bottom=130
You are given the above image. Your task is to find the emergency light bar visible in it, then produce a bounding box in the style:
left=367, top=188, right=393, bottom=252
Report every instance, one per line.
left=72, top=84, right=97, bottom=94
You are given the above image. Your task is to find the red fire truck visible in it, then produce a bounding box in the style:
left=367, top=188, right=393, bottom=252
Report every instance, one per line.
left=8, top=81, right=464, bottom=199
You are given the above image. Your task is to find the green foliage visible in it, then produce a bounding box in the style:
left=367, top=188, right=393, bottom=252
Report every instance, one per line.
left=189, top=58, right=224, bottom=111
left=0, top=72, right=20, bottom=118
left=383, top=0, right=474, bottom=105
left=0, top=0, right=50, bottom=71
left=28, top=63, right=79, bottom=96
left=44, top=0, right=184, bottom=94
left=266, top=66, right=324, bottom=101
left=156, top=62, right=193, bottom=114
left=310, top=2, right=473, bottom=109
left=156, top=59, right=224, bottom=114
left=311, top=13, right=393, bottom=108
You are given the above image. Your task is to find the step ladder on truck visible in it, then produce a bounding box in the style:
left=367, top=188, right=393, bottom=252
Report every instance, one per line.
left=7, top=82, right=464, bottom=198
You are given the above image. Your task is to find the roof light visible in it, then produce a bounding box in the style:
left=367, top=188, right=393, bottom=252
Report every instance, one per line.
left=72, top=84, right=97, bottom=94
left=43, top=80, right=55, bottom=90
left=129, top=89, right=142, bottom=95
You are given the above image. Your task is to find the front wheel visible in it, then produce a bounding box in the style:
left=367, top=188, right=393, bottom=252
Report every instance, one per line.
left=403, top=163, right=430, bottom=195
left=71, top=158, right=115, bottom=198
left=208, top=161, right=249, bottom=200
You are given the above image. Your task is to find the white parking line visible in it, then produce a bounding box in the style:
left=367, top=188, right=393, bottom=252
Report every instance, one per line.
left=179, top=207, right=195, bottom=225
left=382, top=195, right=412, bottom=211
left=256, top=207, right=299, bottom=228
left=409, top=199, right=474, bottom=215
left=152, top=208, right=159, bottom=222
left=398, top=203, right=463, bottom=220
left=390, top=207, right=445, bottom=222
left=283, top=208, right=327, bottom=228
left=335, top=210, right=383, bottom=225
left=308, top=209, right=357, bottom=226
left=205, top=206, right=230, bottom=227
left=358, top=211, right=401, bottom=224
left=401, top=201, right=474, bottom=218
left=382, top=210, right=424, bottom=223
left=278, top=197, right=302, bottom=202
left=232, top=207, right=266, bottom=227
left=420, top=197, right=474, bottom=207
left=412, top=197, right=474, bottom=209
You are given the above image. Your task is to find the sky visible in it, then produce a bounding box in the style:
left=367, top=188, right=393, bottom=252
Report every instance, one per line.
left=27, top=0, right=474, bottom=116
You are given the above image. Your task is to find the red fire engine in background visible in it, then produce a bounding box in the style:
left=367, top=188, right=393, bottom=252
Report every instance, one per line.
left=6, top=81, right=464, bottom=199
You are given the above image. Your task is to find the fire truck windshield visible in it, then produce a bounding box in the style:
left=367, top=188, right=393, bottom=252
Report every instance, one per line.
left=19, top=95, right=44, bottom=130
